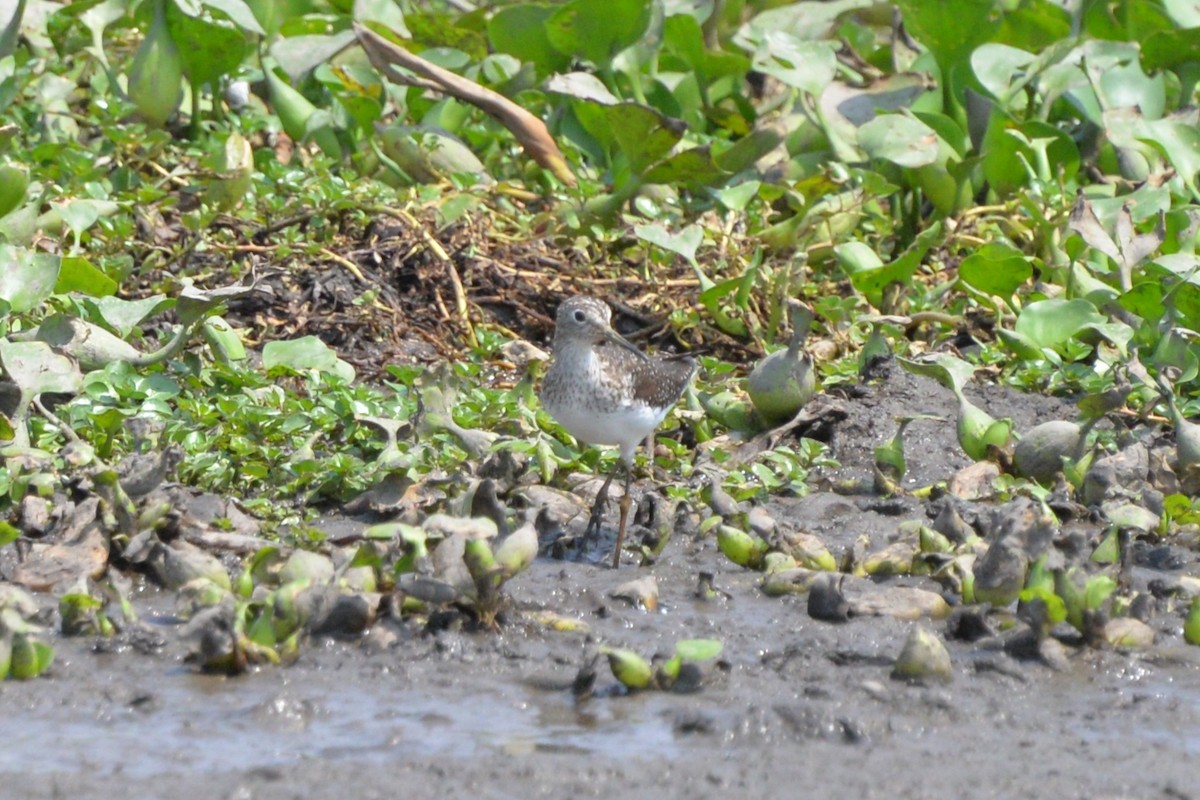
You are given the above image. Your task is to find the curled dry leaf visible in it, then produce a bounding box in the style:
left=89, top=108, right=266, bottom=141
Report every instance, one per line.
left=355, top=23, right=576, bottom=186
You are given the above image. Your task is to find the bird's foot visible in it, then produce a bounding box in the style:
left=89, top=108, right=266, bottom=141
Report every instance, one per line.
left=584, top=473, right=615, bottom=542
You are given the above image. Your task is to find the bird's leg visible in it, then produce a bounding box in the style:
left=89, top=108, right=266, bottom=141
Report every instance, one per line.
left=612, top=461, right=632, bottom=569
left=584, top=463, right=619, bottom=541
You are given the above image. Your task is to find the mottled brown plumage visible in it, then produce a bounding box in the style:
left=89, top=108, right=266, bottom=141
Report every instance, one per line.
left=540, top=296, right=697, bottom=567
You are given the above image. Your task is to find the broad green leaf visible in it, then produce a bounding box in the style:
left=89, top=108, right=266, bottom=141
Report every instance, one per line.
left=165, top=0, right=247, bottom=88
left=836, top=223, right=941, bottom=301
left=545, top=71, right=619, bottom=104
left=0, top=340, right=83, bottom=396
left=959, top=243, right=1032, bottom=303
left=894, top=0, right=1000, bottom=76
left=1141, top=116, right=1200, bottom=202
left=674, top=638, right=723, bottom=662
left=1013, top=298, right=1105, bottom=350
left=272, top=31, right=357, bottom=80
left=262, top=336, right=355, bottom=381
left=606, top=102, right=686, bottom=173
left=642, top=146, right=724, bottom=187
left=713, top=181, right=760, bottom=212
left=1143, top=26, right=1200, bottom=72
left=713, top=127, right=785, bottom=173
left=898, top=353, right=977, bottom=395
left=983, top=114, right=1078, bottom=194
left=545, top=0, right=652, bottom=68
left=660, top=13, right=749, bottom=88
left=55, top=255, right=118, bottom=297
left=199, top=0, right=263, bottom=34
left=996, top=328, right=1047, bottom=362
left=488, top=3, right=570, bottom=77
left=86, top=295, right=171, bottom=339
left=0, top=245, right=59, bottom=313
left=857, top=113, right=939, bottom=168
left=353, top=0, right=409, bottom=38
left=750, top=32, right=835, bottom=97
left=971, top=43, right=1036, bottom=107
left=635, top=222, right=702, bottom=262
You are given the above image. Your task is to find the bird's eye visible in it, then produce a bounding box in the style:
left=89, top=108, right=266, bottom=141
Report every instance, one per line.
left=573, top=310, right=586, bottom=323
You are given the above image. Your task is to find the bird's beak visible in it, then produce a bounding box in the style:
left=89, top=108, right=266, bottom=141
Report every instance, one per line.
left=601, top=328, right=649, bottom=362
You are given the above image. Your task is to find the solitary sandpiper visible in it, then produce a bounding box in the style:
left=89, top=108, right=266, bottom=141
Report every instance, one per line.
left=540, top=296, right=698, bottom=568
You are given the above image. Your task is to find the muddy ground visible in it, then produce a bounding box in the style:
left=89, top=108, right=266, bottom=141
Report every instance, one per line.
left=2, top=361, right=1199, bottom=800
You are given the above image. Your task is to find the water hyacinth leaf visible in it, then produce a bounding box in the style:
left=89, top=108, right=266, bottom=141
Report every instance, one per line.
left=0, top=160, right=28, bottom=219
left=262, top=336, right=356, bottom=382
left=545, top=71, right=619, bottom=104
left=55, top=255, right=118, bottom=297
left=898, top=352, right=977, bottom=395
left=1142, top=26, right=1200, bottom=72
left=714, top=125, right=785, bottom=173
left=607, top=102, right=686, bottom=173
left=983, top=115, right=1078, bottom=194
left=175, top=281, right=258, bottom=326
left=959, top=243, right=1031, bottom=305
left=1018, top=585, right=1067, bottom=626
left=1084, top=574, right=1117, bottom=610
left=661, top=12, right=749, bottom=88
left=836, top=223, right=940, bottom=302
left=126, top=0, right=183, bottom=127
left=894, top=0, right=1000, bottom=77
left=165, top=0, right=248, bottom=89
left=488, top=3, right=569, bottom=77
left=271, top=30, right=356, bottom=81
left=714, top=180, right=761, bottom=212
left=1150, top=328, right=1200, bottom=384
left=635, top=222, right=703, bottom=264
left=971, top=43, right=1036, bottom=107
left=1141, top=116, right=1200, bottom=201
left=674, top=638, right=723, bottom=662
left=750, top=32, right=836, bottom=97
left=317, top=64, right=384, bottom=132
left=0, top=340, right=83, bottom=396
left=0, top=245, right=59, bottom=313
left=602, top=646, right=654, bottom=690
left=857, top=113, right=940, bottom=168
left=642, top=146, right=724, bottom=188
left=544, top=0, right=652, bottom=68
left=1013, top=298, right=1106, bottom=351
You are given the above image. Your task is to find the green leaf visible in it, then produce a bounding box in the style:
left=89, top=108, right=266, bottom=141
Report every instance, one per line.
left=895, top=0, right=1000, bottom=75
left=959, top=243, right=1032, bottom=303
left=634, top=222, right=702, bottom=263
left=642, top=146, right=724, bottom=188
left=1083, top=574, right=1117, bottom=609
left=545, top=0, right=652, bottom=68
left=1013, top=298, right=1105, bottom=351
left=0, top=244, right=59, bottom=313
left=858, top=114, right=940, bottom=168
left=488, top=3, right=570, bottom=77
left=607, top=102, right=686, bottom=173
left=749, top=33, right=836, bottom=97
left=674, top=638, right=723, bottom=662
left=836, top=223, right=941, bottom=301
left=262, top=336, right=356, bottom=382
left=86, top=295, right=171, bottom=339
left=165, top=0, right=248, bottom=88
left=898, top=352, right=977, bottom=395
left=0, top=340, right=83, bottom=396
left=55, top=255, right=118, bottom=297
